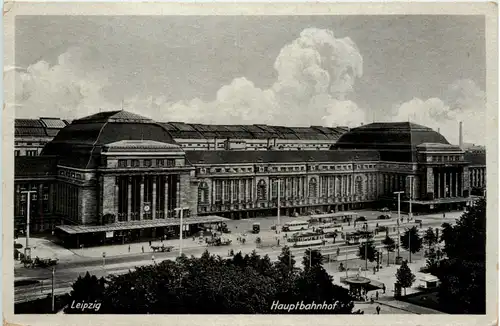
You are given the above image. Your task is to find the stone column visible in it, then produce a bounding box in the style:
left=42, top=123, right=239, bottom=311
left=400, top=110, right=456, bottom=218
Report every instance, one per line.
left=140, top=175, right=144, bottom=220
left=163, top=175, right=170, bottom=218
left=127, top=176, right=132, bottom=221
left=231, top=180, right=235, bottom=204
left=152, top=176, right=157, bottom=219
left=212, top=180, right=216, bottom=204
left=436, top=171, right=440, bottom=199
left=176, top=176, right=181, bottom=209
left=454, top=172, right=458, bottom=198
left=222, top=180, right=225, bottom=203
left=114, top=177, right=119, bottom=216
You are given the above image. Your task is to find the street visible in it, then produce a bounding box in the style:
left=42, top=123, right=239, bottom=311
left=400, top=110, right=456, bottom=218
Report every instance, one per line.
left=14, top=209, right=462, bottom=304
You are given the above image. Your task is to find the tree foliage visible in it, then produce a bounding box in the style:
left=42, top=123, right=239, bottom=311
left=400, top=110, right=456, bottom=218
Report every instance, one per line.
left=67, top=248, right=355, bottom=314
left=64, top=272, right=106, bottom=314
left=423, top=227, right=437, bottom=249
left=435, top=198, right=486, bottom=314
left=382, top=235, right=396, bottom=266
left=395, top=261, right=415, bottom=295
left=357, top=239, right=377, bottom=262
left=400, top=226, right=423, bottom=254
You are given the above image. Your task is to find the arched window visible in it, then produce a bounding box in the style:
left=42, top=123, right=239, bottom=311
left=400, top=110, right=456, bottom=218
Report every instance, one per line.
left=198, top=182, right=209, bottom=204
left=257, top=180, right=267, bottom=200
left=308, top=178, right=317, bottom=198
left=355, top=176, right=363, bottom=195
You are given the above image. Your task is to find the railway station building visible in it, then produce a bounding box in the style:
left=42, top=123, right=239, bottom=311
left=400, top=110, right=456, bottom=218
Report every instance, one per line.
left=13, top=110, right=486, bottom=247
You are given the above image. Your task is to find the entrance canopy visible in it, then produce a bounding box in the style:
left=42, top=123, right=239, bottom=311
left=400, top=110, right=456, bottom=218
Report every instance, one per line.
left=405, top=197, right=471, bottom=205
left=56, top=216, right=228, bottom=235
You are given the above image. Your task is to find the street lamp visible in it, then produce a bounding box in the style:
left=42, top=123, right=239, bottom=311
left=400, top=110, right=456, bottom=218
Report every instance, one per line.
left=408, top=176, right=414, bottom=219
left=394, top=191, right=404, bottom=260
left=275, top=178, right=283, bottom=231
left=174, top=207, right=189, bottom=257
left=51, top=267, right=55, bottom=313
left=21, top=190, right=37, bottom=260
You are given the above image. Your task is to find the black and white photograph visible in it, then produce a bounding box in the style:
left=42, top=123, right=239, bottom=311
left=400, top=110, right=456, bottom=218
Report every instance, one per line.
left=3, top=2, right=497, bottom=325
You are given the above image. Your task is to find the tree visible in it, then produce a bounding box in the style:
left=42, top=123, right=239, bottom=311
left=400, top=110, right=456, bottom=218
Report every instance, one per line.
left=400, top=226, right=423, bottom=262
left=395, top=261, right=416, bottom=295
left=357, top=239, right=377, bottom=262
left=434, top=198, right=486, bottom=314
left=382, top=235, right=395, bottom=266
left=302, top=249, right=323, bottom=270
left=423, top=227, right=437, bottom=251
left=72, top=249, right=356, bottom=314
left=64, top=272, right=106, bottom=314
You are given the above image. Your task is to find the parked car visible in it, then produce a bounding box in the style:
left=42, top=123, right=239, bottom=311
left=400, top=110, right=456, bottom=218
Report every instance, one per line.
left=355, top=216, right=367, bottom=222
left=377, top=214, right=391, bottom=220
left=380, top=207, right=390, bottom=212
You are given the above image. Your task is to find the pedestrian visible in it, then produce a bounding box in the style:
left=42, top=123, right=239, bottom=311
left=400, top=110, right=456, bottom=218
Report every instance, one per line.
left=373, top=266, right=376, bottom=274
left=376, top=291, right=379, bottom=300
left=382, top=284, right=386, bottom=294
left=128, top=245, right=131, bottom=253
left=149, top=240, right=152, bottom=247
left=277, top=239, right=280, bottom=246
left=152, top=255, right=155, bottom=262
left=141, top=246, right=144, bottom=253
left=376, top=305, right=381, bottom=315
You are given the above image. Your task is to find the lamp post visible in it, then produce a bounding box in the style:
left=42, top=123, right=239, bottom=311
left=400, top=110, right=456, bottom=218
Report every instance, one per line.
left=51, top=267, right=55, bottom=313
left=174, top=207, right=189, bottom=257
left=394, top=191, right=404, bottom=260
left=275, top=178, right=282, bottom=231
left=21, top=190, right=37, bottom=260
left=408, top=228, right=412, bottom=263
left=408, top=176, right=414, bottom=219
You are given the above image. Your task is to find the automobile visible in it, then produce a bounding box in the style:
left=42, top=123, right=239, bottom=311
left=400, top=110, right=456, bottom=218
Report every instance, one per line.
left=355, top=216, right=367, bottom=222
left=377, top=214, right=391, bottom=220
left=252, top=223, right=260, bottom=234
left=380, top=207, right=390, bottom=212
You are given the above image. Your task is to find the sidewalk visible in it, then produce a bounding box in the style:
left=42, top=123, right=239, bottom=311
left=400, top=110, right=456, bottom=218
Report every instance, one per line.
left=14, top=237, right=76, bottom=261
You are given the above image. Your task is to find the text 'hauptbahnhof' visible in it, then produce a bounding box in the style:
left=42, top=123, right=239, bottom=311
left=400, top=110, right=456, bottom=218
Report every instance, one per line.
left=14, top=110, right=486, bottom=248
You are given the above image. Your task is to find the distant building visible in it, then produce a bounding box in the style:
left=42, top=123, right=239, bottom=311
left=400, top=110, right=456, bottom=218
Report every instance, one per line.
left=14, top=111, right=486, bottom=248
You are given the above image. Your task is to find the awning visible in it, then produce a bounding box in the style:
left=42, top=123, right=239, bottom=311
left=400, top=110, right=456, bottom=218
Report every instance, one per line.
left=56, top=215, right=228, bottom=235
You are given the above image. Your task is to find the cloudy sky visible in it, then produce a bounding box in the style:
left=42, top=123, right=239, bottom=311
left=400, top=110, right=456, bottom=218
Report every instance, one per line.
left=11, top=15, right=486, bottom=144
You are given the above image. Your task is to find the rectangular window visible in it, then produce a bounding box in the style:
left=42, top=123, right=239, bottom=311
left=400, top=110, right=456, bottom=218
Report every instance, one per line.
left=26, top=150, right=37, bottom=156
left=215, top=180, right=222, bottom=202
left=118, top=160, right=127, bottom=168
left=14, top=150, right=20, bottom=156
left=156, top=159, right=164, bottom=167
left=166, top=159, right=175, bottom=167
left=223, top=181, right=230, bottom=202
left=132, top=159, right=140, bottom=167
left=144, top=159, right=152, bottom=167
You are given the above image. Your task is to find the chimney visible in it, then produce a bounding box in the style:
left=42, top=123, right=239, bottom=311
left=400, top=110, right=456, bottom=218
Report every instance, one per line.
left=459, top=121, right=463, bottom=148
left=438, top=128, right=441, bottom=134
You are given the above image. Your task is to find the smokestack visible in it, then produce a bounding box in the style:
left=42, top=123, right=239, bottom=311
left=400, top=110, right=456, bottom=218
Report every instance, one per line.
left=459, top=121, right=463, bottom=148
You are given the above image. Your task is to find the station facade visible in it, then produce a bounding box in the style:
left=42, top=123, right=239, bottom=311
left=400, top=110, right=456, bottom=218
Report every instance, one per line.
left=13, top=111, right=486, bottom=247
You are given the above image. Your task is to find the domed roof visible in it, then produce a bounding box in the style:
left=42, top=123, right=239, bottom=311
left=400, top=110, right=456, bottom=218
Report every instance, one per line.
left=332, top=122, right=450, bottom=162
left=41, top=110, right=180, bottom=168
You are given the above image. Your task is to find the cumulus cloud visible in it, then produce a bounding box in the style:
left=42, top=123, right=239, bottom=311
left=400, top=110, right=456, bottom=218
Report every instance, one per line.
left=12, top=47, right=115, bottom=119
left=12, top=28, right=366, bottom=127
left=393, top=79, right=486, bottom=145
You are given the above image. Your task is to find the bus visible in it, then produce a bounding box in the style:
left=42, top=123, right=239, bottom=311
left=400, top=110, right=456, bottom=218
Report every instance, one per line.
left=345, top=230, right=373, bottom=245
left=282, top=220, right=310, bottom=232
left=308, top=212, right=359, bottom=224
